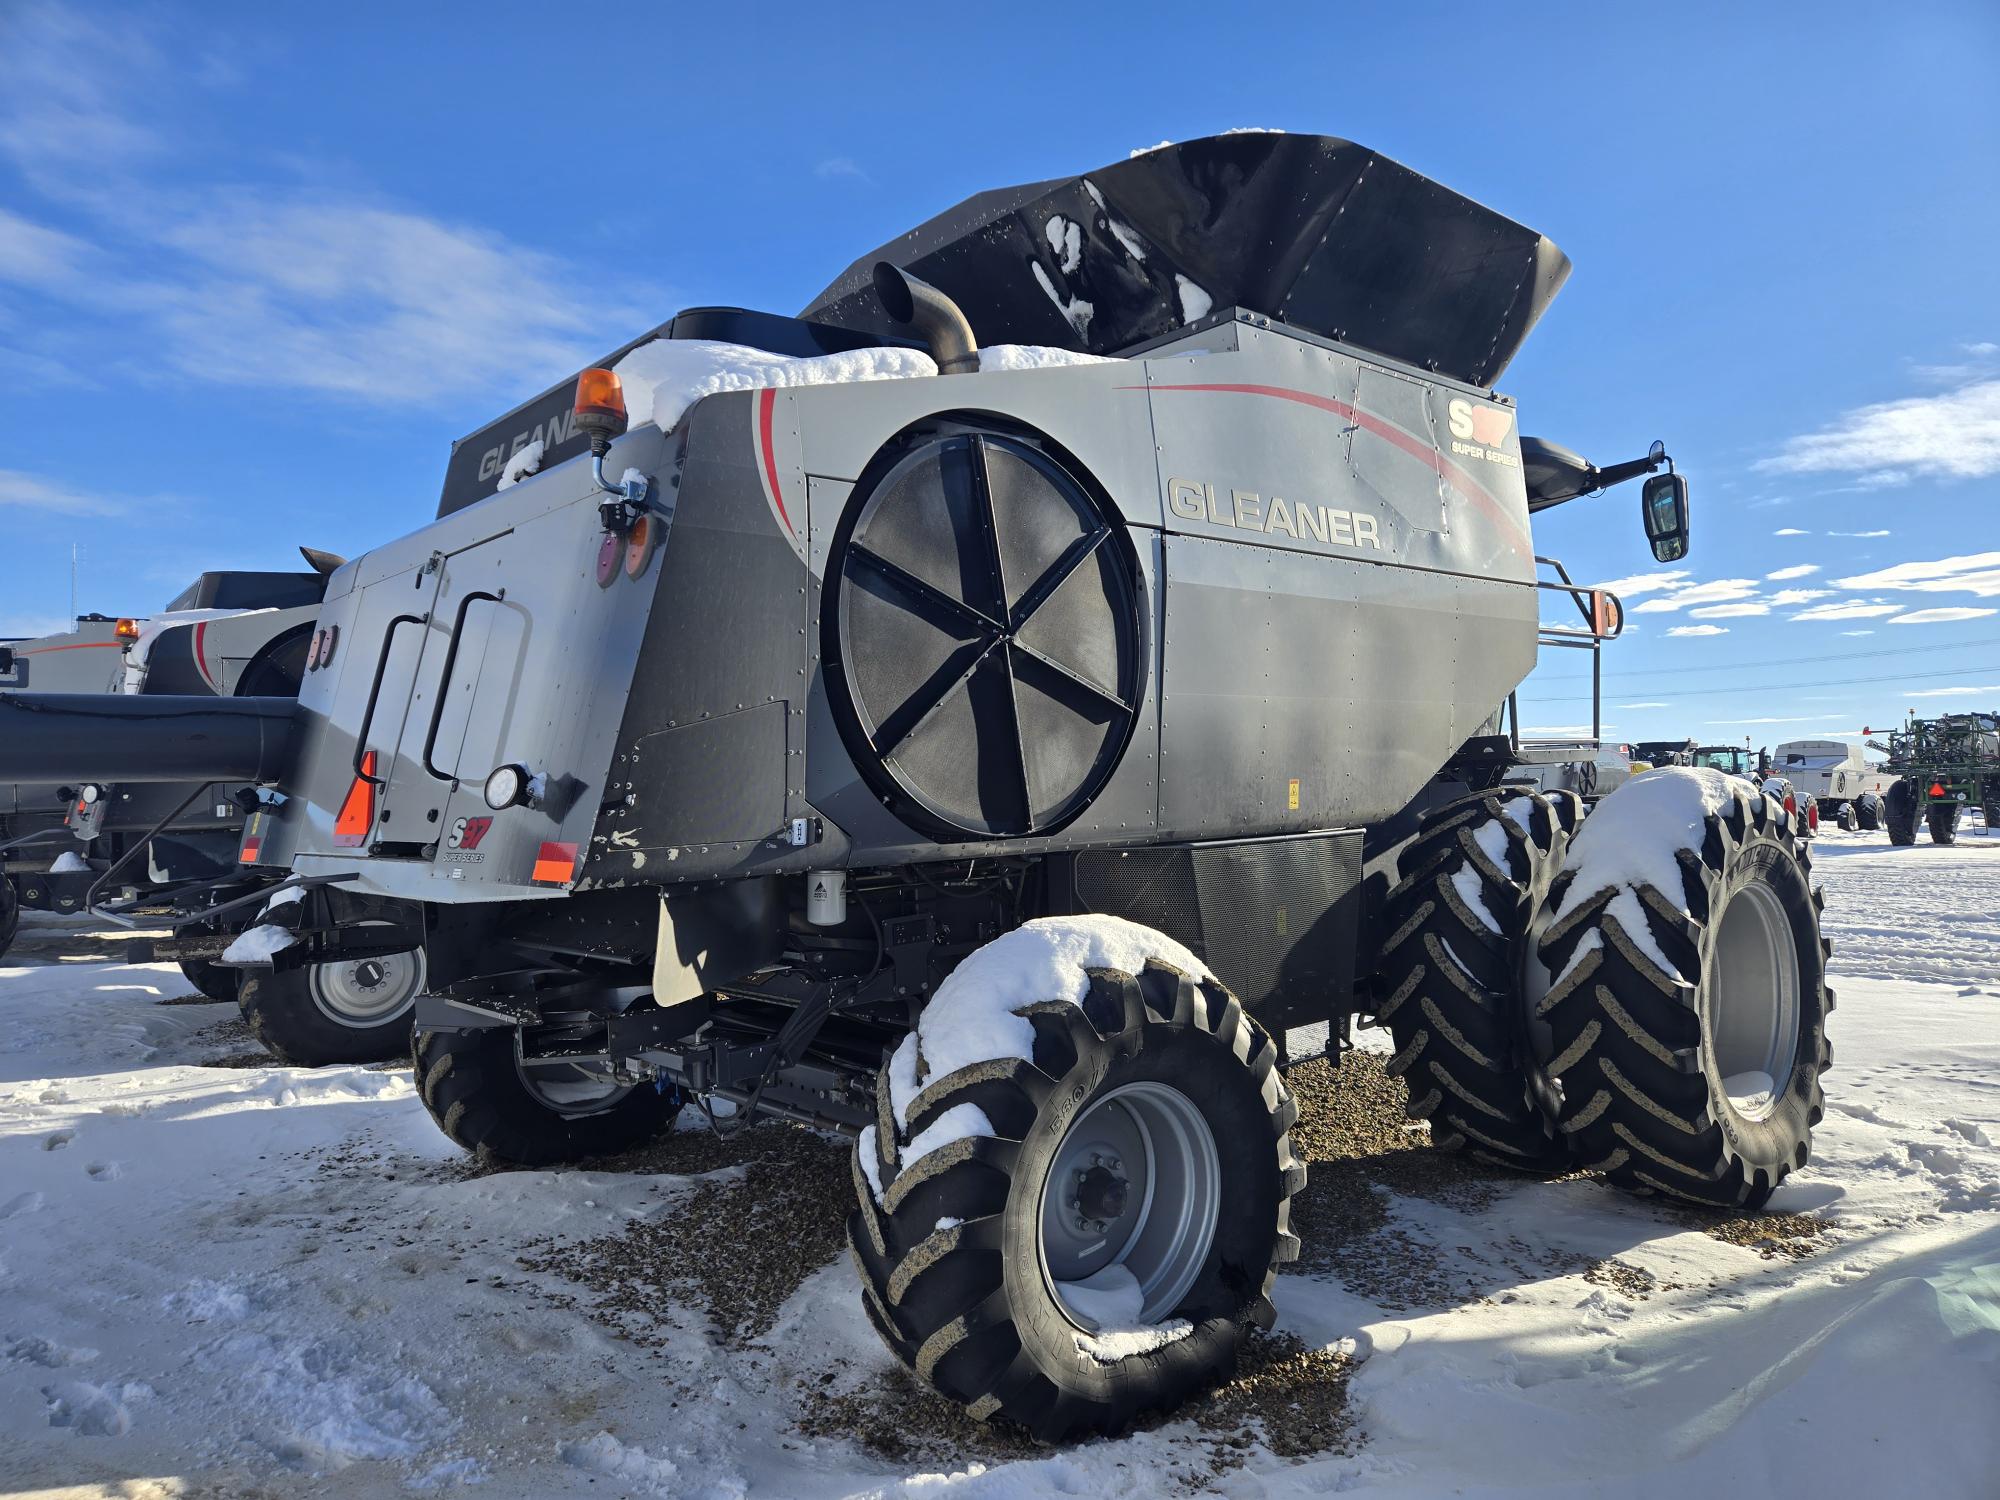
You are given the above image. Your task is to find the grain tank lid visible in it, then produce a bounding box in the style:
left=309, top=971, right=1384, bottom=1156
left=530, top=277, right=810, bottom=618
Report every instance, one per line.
left=803, top=133, right=1571, bottom=389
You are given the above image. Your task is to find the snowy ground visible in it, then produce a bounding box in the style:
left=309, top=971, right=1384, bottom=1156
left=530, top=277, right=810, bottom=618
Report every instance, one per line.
left=3, top=829, right=1997, bottom=1498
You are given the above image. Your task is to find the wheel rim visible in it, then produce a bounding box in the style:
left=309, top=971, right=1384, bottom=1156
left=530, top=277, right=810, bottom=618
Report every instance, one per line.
left=1709, top=880, right=1801, bottom=1121
left=308, top=922, right=425, bottom=1029
left=1037, top=1081, right=1220, bottom=1329
left=513, top=1031, right=633, bottom=1116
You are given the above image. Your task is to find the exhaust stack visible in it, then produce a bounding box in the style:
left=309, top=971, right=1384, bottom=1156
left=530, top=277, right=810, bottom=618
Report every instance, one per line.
left=871, top=262, right=978, bottom=375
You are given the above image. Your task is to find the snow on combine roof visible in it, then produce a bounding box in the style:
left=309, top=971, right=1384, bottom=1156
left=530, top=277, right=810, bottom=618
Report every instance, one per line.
left=804, top=132, right=1571, bottom=386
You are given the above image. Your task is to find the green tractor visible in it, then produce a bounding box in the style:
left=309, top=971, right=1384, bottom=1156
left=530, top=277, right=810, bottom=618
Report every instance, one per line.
left=1869, top=711, right=2000, bottom=846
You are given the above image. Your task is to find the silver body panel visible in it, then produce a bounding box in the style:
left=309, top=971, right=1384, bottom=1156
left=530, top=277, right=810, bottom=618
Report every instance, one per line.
left=260, top=314, right=1538, bottom=903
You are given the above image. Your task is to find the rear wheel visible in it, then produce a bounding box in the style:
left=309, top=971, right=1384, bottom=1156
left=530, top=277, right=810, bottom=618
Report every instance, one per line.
left=414, top=1024, right=678, bottom=1165
left=1836, top=802, right=1857, bottom=832
left=1928, top=802, right=1959, bottom=846
left=1374, top=786, right=1580, bottom=1169
left=849, top=926, right=1300, bottom=1441
left=239, top=923, right=426, bottom=1065
left=1535, top=771, right=1831, bottom=1209
left=1884, top=779, right=1918, bottom=846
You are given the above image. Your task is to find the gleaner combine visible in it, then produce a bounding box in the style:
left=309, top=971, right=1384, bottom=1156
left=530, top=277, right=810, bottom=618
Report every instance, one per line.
left=0, top=134, right=1835, bottom=1439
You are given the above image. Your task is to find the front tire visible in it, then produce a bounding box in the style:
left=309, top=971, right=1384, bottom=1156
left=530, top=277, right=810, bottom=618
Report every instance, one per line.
left=238, top=926, right=426, bottom=1065
left=1885, top=780, right=1918, bottom=846
left=1374, top=787, right=1580, bottom=1169
left=1853, top=792, right=1881, bottom=832
left=1536, top=771, right=1831, bottom=1209
left=414, top=1024, right=679, bottom=1165
left=849, top=943, right=1301, bottom=1441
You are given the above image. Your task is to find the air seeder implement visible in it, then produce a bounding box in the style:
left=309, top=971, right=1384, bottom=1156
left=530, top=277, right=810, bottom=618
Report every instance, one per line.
left=0, top=134, right=1834, bottom=1439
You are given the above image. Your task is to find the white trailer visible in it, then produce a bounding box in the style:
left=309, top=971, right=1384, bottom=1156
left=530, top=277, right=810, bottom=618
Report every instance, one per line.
left=1774, top=739, right=1895, bottom=813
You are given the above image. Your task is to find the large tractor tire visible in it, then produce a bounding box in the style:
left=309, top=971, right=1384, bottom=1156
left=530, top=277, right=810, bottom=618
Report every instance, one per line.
left=1928, top=802, right=1959, bottom=846
left=0, top=875, right=18, bottom=962
left=1852, top=792, right=1881, bottom=832
left=414, top=1024, right=680, bottom=1165
left=1374, top=786, right=1581, bottom=1170
left=1836, top=802, right=1857, bottom=833
left=1534, top=769, right=1831, bottom=1210
left=238, top=922, right=426, bottom=1065
left=849, top=919, right=1301, bottom=1442
left=1884, top=779, right=1918, bottom=847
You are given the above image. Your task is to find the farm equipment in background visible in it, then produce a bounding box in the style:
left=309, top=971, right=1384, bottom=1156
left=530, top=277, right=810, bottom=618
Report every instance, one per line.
left=1870, top=711, right=2000, bottom=846
left=1773, top=739, right=1893, bottom=830
left=0, top=133, right=1836, bottom=1443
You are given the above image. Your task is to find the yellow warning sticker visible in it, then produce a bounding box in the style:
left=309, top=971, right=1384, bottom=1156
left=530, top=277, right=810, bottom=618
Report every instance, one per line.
left=1287, top=778, right=1301, bottom=811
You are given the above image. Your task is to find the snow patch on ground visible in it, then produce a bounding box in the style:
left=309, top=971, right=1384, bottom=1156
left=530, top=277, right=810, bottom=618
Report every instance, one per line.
left=611, top=339, right=937, bottom=436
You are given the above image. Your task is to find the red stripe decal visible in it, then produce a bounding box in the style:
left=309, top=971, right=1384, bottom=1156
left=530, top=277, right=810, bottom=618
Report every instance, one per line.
left=1136, top=382, right=1531, bottom=560
left=192, top=620, right=218, bottom=692
left=756, top=388, right=791, bottom=534
left=18, top=641, right=122, bottom=654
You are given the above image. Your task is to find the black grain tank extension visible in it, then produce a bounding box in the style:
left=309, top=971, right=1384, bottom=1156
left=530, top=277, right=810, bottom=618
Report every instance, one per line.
left=805, top=133, right=1571, bottom=386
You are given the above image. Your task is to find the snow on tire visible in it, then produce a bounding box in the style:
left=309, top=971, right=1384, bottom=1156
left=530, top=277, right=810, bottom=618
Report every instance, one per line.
left=1533, top=767, right=1832, bottom=1209
left=848, top=916, right=1302, bottom=1441
left=1374, top=786, right=1581, bottom=1169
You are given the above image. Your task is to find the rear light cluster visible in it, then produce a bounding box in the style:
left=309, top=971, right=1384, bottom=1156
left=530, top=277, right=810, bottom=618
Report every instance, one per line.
left=306, top=625, right=339, bottom=672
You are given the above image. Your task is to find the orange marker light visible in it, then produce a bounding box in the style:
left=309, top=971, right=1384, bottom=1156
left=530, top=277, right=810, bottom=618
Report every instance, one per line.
left=115, top=618, right=140, bottom=641
left=574, top=368, right=627, bottom=425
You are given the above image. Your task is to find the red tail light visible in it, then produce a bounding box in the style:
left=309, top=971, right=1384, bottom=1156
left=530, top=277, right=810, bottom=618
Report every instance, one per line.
left=333, top=752, right=378, bottom=846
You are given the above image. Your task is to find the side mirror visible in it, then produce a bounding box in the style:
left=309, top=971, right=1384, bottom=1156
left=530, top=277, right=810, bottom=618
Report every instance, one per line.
left=1642, top=471, right=1689, bottom=563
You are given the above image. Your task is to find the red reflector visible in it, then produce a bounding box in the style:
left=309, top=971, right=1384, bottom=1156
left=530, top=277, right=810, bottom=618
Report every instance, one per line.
left=1930, top=783, right=1948, bottom=798
left=240, top=837, right=262, bottom=864
left=531, top=841, right=579, bottom=884
left=334, top=752, right=378, bottom=846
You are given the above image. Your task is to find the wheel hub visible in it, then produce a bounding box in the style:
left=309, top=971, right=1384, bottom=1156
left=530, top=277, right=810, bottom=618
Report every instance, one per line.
left=308, top=921, right=425, bottom=1030
left=1071, top=1159, right=1129, bottom=1231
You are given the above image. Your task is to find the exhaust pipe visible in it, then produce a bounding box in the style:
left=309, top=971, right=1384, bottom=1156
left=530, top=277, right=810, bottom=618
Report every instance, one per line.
left=871, top=261, right=979, bottom=375
left=0, top=693, right=298, bottom=783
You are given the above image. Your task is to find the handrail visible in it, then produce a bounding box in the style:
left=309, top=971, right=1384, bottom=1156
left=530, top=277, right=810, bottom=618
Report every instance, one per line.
left=421, top=590, right=504, bottom=780
left=353, top=613, right=426, bottom=783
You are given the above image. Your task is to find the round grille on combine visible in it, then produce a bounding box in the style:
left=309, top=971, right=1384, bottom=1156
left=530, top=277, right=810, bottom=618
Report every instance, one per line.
left=827, top=431, right=1143, bottom=840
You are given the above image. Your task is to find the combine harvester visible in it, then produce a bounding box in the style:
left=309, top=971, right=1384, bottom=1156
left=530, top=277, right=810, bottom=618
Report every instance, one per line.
left=0, top=133, right=1835, bottom=1439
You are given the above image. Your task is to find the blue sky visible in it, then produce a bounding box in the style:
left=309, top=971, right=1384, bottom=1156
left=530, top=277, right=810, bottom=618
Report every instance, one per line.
left=1, top=0, right=1996, bottom=750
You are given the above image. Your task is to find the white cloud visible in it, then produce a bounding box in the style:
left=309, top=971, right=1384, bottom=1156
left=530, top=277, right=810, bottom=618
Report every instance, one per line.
left=1667, top=624, right=1729, bottom=637
left=1631, top=578, right=1761, bottom=613
left=1757, top=378, right=2000, bottom=482
left=1773, top=528, right=1810, bottom=537
left=0, top=8, right=653, bottom=412
left=1524, top=725, right=1616, bottom=737
left=1766, top=564, right=1819, bottom=580
left=1790, top=601, right=1903, bottom=621
left=1840, top=630, right=1875, bottom=636
left=1767, top=588, right=1831, bottom=607
left=1688, top=602, right=1770, bottom=618
left=1908, top=683, right=2000, bottom=697
left=1830, top=529, right=1892, bottom=538
left=1592, top=569, right=1691, bottom=598
left=815, top=156, right=870, bottom=182
left=1833, top=552, right=2000, bottom=598
left=1887, top=607, right=2000, bottom=625
left=1709, top=715, right=1847, bottom=725
left=0, top=468, right=119, bottom=514
left=1618, top=701, right=1671, bottom=709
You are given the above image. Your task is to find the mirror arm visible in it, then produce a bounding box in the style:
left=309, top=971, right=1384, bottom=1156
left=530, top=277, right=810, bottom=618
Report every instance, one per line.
left=1584, top=445, right=1672, bottom=496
